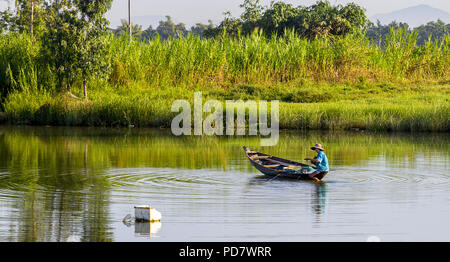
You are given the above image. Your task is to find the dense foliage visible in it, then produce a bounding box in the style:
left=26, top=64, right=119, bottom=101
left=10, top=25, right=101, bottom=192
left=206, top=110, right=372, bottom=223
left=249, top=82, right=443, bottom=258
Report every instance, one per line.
left=1, top=0, right=448, bottom=100
left=0, top=0, right=46, bottom=38
left=367, top=20, right=450, bottom=46
left=0, top=0, right=449, bottom=131
left=1, top=29, right=448, bottom=98
left=108, top=0, right=449, bottom=44
left=205, top=0, right=368, bottom=38
left=1, top=0, right=113, bottom=100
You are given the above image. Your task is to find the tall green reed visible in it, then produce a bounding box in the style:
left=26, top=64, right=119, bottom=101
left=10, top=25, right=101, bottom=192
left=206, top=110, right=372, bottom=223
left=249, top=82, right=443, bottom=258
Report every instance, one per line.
left=107, top=29, right=449, bottom=89
left=2, top=30, right=448, bottom=96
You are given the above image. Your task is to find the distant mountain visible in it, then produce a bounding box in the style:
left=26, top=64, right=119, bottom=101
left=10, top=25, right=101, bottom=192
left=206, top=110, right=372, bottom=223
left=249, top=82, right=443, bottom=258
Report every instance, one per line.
left=370, top=5, right=450, bottom=28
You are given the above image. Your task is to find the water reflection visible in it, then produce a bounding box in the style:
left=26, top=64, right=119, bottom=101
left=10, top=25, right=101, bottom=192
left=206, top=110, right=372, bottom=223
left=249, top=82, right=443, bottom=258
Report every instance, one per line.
left=134, top=222, right=162, bottom=237
left=311, top=183, right=328, bottom=223
left=0, top=126, right=448, bottom=241
left=122, top=214, right=162, bottom=238
left=1, top=185, right=113, bottom=242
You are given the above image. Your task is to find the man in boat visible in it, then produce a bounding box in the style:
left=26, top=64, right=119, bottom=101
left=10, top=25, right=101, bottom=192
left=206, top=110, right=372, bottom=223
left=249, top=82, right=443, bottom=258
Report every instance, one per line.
left=304, top=144, right=329, bottom=182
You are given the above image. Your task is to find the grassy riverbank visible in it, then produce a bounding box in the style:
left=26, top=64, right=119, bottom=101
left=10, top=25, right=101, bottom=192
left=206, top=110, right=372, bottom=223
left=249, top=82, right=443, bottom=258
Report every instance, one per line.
left=1, top=32, right=449, bottom=131
left=3, top=81, right=449, bottom=132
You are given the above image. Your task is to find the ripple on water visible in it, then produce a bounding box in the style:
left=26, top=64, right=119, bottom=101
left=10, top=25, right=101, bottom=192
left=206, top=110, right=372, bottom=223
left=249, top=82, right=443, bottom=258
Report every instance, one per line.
left=334, top=165, right=449, bottom=186
left=104, top=167, right=236, bottom=192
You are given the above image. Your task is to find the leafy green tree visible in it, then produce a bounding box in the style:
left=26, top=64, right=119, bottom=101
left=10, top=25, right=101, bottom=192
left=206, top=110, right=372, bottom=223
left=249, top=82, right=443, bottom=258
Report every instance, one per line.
left=41, top=0, right=113, bottom=99
left=190, top=23, right=207, bottom=37
left=259, top=2, right=300, bottom=36
left=240, top=0, right=264, bottom=34
left=141, top=25, right=157, bottom=41
left=365, top=20, right=449, bottom=46
left=0, top=0, right=46, bottom=38
left=114, top=19, right=142, bottom=39
left=296, top=1, right=368, bottom=39
left=41, top=0, right=79, bottom=91
left=73, top=0, right=113, bottom=100
left=366, top=20, right=410, bottom=45
left=0, top=0, right=13, bottom=33
left=204, top=0, right=369, bottom=39
left=203, top=11, right=242, bottom=38
left=0, top=8, right=13, bottom=34
left=139, top=19, right=215, bottom=41
left=415, top=20, right=450, bottom=45
left=190, top=21, right=215, bottom=38
left=155, top=16, right=187, bottom=39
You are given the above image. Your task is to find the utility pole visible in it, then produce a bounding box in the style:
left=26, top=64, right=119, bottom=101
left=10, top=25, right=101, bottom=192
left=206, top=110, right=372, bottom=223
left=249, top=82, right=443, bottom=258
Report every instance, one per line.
left=128, top=0, right=132, bottom=41
left=30, top=0, right=34, bottom=39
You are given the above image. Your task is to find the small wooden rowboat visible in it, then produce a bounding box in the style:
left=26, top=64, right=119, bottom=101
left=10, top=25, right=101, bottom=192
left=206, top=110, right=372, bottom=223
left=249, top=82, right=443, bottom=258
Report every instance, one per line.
left=243, top=146, right=316, bottom=180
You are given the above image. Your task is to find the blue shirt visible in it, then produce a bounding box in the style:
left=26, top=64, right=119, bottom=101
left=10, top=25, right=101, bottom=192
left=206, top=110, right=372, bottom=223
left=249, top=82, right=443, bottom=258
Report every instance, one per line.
left=315, top=151, right=329, bottom=172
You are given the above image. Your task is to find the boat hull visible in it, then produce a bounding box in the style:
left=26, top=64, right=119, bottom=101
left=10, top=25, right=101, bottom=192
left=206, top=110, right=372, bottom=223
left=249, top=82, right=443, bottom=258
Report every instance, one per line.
left=243, top=146, right=315, bottom=180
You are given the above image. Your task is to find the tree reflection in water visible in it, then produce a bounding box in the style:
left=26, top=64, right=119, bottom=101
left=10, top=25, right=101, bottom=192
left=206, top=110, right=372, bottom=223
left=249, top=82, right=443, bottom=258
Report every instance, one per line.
left=0, top=126, right=447, bottom=241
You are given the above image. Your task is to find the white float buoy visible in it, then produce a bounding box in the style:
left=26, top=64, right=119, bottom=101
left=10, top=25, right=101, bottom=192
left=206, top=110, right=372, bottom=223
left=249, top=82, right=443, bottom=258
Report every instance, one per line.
left=134, top=205, right=162, bottom=222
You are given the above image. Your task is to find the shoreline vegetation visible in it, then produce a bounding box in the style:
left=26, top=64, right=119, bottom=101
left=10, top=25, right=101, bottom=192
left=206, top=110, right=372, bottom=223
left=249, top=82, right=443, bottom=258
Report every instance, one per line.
left=0, top=1, right=449, bottom=132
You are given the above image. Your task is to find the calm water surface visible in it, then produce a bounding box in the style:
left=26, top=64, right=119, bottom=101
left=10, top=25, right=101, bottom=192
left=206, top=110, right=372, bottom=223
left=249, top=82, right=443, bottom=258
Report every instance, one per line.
left=0, top=126, right=448, bottom=242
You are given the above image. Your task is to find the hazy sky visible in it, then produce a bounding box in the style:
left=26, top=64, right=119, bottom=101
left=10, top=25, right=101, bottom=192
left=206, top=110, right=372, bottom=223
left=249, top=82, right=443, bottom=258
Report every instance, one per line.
left=1, top=0, right=449, bottom=27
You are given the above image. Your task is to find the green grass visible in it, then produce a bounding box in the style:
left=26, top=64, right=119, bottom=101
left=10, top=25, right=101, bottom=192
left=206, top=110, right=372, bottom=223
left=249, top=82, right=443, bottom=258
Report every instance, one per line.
left=279, top=101, right=449, bottom=132
left=1, top=30, right=449, bottom=131
left=3, top=81, right=449, bottom=132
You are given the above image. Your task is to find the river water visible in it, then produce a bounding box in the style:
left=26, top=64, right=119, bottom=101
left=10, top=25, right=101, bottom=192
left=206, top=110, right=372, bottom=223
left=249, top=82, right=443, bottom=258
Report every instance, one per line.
left=0, top=126, right=448, bottom=242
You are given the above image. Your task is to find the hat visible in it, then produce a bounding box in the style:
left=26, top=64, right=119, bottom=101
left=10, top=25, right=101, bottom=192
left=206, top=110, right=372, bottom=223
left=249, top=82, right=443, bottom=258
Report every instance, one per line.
left=311, top=143, right=325, bottom=151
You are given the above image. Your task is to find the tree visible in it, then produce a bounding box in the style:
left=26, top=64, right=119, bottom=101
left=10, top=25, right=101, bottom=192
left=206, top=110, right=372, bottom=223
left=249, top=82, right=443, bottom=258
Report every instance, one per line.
left=114, top=19, right=142, bottom=38
left=155, top=16, right=187, bottom=40
left=366, top=20, right=410, bottom=46
left=415, top=20, right=450, bottom=45
left=0, top=7, right=13, bottom=34
left=365, top=20, right=450, bottom=47
left=295, top=1, right=368, bottom=39
left=0, top=0, right=46, bottom=38
left=190, top=23, right=207, bottom=37
left=41, top=0, right=79, bottom=92
left=203, top=0, right=369, bottom=39
left=259, top=2, right=300, bottom=36
left=74, top=0, right=113, bottom=100
left=189, top=21, right=214, bottom=38
left=141, top=25, right=157, bottom=41
left=41, top=0, right=113, bottom=99
left=204, top=11, right=242, bottom=38
left=0, top=1, right=13, bottom=33
left=240, top=0, right=263, bottom=34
